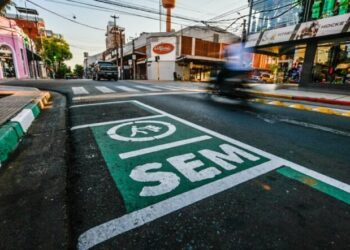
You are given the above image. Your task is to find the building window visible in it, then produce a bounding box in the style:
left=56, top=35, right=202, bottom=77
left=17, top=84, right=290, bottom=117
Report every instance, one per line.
left=311, top=0, right=350, bottom=20
left=313, top=42, right=350, bottom=84
left=213, top=34, right=219, bottom=43
left=250, top=0, right=304, bottom=33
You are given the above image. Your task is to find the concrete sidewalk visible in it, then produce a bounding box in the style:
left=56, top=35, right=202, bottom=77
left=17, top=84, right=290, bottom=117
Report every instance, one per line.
left=246, top=84, right=350, bottom=107
left=130, top=80, right=350, bottom=106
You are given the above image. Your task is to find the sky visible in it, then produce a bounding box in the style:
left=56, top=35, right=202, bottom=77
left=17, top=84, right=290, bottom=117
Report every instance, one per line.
left=11, top=0, right=247, bottom=67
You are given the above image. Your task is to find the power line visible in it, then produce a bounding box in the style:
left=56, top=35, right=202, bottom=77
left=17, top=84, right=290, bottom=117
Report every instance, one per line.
left=27, top=0, right=105, bottom=31
left=44, top=0, right=191, bottom=27
left=94, top=0, right=205, bottom=23
left=225, top=1, right=301, bottom=30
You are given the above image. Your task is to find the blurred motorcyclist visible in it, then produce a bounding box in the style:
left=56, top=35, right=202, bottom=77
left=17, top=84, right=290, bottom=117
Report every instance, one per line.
left=215, top=41, right=253, bottom=97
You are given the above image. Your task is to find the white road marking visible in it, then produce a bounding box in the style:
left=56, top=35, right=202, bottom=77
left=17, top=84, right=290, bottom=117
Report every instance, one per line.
left=95, top=86, right=115, bottom=93
left=72, top=91, right=205, bottom=102
left=119, top=135, right=212, bottom=159
left=77, top=160, right=284, bottom=250
left=77, top=100, right=350, bottom=249
left=72, top=87, right=89, bottom=95
left=70, top=115, right=165, bottom=131
left=70, top=100, right=134, bottom=109
left=287, top=162, right=350, bottom=193
left=280, top=119, right=350, bottom=137
left=134, top=85, right=161, bottom=91
left=155, top=86, right=180, bottom=90
left=115, top=86, right=140, bottom=92
left=133, top=100, right=350, bottom=192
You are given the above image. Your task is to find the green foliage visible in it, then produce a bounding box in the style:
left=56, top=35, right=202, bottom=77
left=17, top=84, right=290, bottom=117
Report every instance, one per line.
left=56, top=63, right=71, bottom=79
left=40, top=37, right=72, bottom=74
left=73, top=64, right=84, bottom=78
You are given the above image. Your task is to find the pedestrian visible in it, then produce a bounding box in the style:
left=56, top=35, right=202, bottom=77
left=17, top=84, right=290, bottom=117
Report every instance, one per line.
left=173, top=72, right=177, bottom=81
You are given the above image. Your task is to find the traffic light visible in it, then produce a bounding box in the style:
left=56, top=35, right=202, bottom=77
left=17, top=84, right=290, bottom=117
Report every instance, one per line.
left=24, top=37, right=29, bottom=47
left=155, top=56, right=160, bottom=62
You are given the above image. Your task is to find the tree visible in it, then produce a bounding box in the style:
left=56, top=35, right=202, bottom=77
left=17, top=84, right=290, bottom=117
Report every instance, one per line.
left=56, top=63, right=71, bottom=79
left=40, top=37, right=73, bottom=77
left=73, top=64, right=84, bottom=78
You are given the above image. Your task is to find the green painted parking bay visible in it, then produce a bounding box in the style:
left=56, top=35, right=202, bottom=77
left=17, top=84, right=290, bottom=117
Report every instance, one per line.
left=92, top=115, right=274, bottom=212
left=75, top=100, right=350, bottom=249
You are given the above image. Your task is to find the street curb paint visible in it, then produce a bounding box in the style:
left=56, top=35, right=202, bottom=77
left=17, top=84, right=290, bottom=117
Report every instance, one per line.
left=0, top=93, right=49, bottom=167
left=251, top=90, right=350, bottom=107
left=251, top=99, right=349, bottom=118
left=25, top=103, right=41, bottom=118
left=277, top=167, right=350, bottom=205
left=11, top=109, right=35, bottom=133
left=0, top=124, right=21, bottom=164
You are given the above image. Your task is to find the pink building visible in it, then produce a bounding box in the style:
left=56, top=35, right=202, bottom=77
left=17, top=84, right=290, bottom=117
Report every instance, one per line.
left=0, top=16, right=30, bottom=80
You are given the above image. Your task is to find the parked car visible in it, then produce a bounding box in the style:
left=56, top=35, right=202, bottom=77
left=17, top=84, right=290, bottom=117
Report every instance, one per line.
left=65, top=73, right=78, bottom=80
left=92, top=61, right=118, bottom=81
left=260, top=72, right=274, bottom=83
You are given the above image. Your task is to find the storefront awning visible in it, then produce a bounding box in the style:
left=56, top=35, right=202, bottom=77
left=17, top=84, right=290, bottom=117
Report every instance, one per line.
left=176, top=55, right=225, bottom=64
left=26, top=49, right=41, bottom=61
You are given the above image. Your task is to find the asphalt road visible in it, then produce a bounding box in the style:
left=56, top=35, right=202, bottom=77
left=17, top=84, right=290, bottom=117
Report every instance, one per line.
left=2, top=79, right=350, bottom=249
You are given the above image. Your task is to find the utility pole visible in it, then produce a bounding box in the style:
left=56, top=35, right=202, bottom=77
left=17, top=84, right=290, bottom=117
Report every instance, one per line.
left=111, top=15, right=119, bottom=78
left=242, top=19, right=247, bottom=43
left=120, top=28, right=124, bottom=80
left=159, top=0, right=162, bottom=32
left=247, top=0, right=254, bottom=36
left=132, top=39, right=136, bottom=80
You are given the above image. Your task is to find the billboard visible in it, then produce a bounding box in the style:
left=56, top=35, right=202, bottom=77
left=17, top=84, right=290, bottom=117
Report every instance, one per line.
left=245, top=13, right=350, bottom=48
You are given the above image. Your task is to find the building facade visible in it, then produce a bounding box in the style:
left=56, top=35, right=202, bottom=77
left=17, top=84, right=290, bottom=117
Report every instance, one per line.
left=6, top=12, right=46, bottom=79
left=0, top=16, right=30, bottom=80
left=122, top=26, right=238, bottom=81
left=246, top=0, right=350, bottom=88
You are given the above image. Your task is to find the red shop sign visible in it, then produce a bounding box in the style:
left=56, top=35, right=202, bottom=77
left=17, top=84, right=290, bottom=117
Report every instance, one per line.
left=153, top=43, right=175, bottom=55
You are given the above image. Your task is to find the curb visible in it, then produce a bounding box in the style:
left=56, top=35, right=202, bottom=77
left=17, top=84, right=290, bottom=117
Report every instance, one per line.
left=0, top=92, right=51, bottom=167
left=250, top=90, right=350, bottom=107
left=253, top=98, right=350, bottom=117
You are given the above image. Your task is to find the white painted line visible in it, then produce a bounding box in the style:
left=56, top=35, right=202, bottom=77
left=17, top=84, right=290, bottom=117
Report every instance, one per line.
left=70, top=100, right=135, bottom=109
left=72, top=91, right=205, bottom=102
left=119, top=135, right=212, bottom=159
left=77, top=160, right=283, bottom=250
left=115, top=86, right=140, bottom=92
left=72, top=87, right=89, bottom=95
left=71, top=115, right=165, bottom=131
left=288, top=163, right=350, bottom=193
left=95, top=86, right=115, bottom=93
left=280, top=119, right=350, bottom=137
left=132, top=100, right=350, bottom=193
left=134, top=85, right=161, bottom=91
left=11, top=109, right=35, bottom=132
left=155, top=86, right=180, bottom=90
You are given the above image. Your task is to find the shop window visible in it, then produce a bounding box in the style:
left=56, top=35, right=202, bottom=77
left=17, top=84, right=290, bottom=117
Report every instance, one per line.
left=313, top=42, right=350, bottom=84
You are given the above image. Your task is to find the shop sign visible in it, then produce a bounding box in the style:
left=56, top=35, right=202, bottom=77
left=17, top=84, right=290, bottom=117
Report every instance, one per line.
left=294, top=13, right=350, bottom=40
left=259, top=25, right=296, bottom=46
left=245, top=33, right=260, bottom=48
left=153, top=43, right=175, bottom=55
